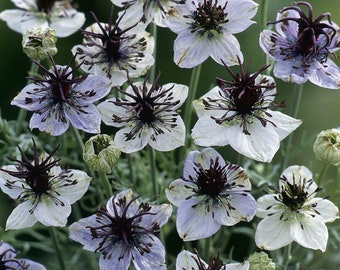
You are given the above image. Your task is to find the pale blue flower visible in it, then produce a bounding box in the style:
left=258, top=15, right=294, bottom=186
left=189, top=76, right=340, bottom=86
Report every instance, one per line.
left=166, top=148, right=257, bottom=241
left=0, top=141, right=92, bottom=230
left=11, top=56, right=112, bottom=136
left=69, top=189, right=172, bottom=270
left=260, top=1, right=340, bottom=89
left=0, top=241, right=46, bottom=270
left=166, top=0, right=258, bottom=68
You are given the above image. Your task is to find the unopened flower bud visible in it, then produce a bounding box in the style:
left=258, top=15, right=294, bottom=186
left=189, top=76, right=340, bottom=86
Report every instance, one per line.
left=248, top=252, right=276, bottom=270
left=22, top=26, right=58, bottom=60
left=313, top=128, right=340, bottom=166
left=83, top=134, right=121, bottom=174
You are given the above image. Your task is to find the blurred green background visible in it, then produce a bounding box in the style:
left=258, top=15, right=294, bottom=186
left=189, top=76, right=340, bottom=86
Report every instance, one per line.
left=0, top=0, right=340, bottom=269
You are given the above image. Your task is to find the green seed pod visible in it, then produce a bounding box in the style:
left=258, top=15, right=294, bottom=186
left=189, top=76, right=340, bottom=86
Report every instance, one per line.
left=313, top=128, right=340, bottom=166
left=248, top=251, right=276, bottom=270
left=22, top=26, right=58, bottom=60
left=83, top=134, right=121, bottom=174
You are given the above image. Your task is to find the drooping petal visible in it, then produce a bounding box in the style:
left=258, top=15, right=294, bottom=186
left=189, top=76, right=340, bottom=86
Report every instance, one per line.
left=191, top=116, right=230, bottom=146
left=255, top=215, right=293, bottom=250
left=290, top=215, right=328, bottom=252
left=99, top=245, right=131, bottom=270
left=148, top=117, right=185, bottom=151
left=114, top=126, right=153, bottom=153
left=268, top=111, right=302, bottom=141
left=176, top=197, right=220, bottom=241
left=173, top=31, right=210, bottom=68
left=54, top=170, right=91, bottom=204
left=224, top=0, right=258, bottom=34
left=69, top=215, right=104, bottom=252
left=49, top=12, right=85, bottom=38
left=209, top=34, right=242, bottom=66
left=132, top=235, right=166, bottom=270
left=226, top=119, right=281, bottom=162
left=165, top=179, right=196, bottom=207
left=6, top=201, right=37, bottom=230
left=33, top=198, right=71, bottom=227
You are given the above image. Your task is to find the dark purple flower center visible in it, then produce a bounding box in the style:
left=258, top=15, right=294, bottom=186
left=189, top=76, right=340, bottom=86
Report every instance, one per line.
left=80, top=7, right=137, bottom=64
left=110, top=73, right=179, bottom=141
left=279, top=174, right=321, bottom=212
left=268, top=1, right=336, bottom=57
left=37, top=0, right=56, bottom=14
left=193, top=0, right=228, bottom=33
left=87, top=195, right=159, bottom=259
left=1, top=140, right=60, bottom=197
left=28, top=54, right=87, bottom=103
left=203, top=59, right=284, bottom=135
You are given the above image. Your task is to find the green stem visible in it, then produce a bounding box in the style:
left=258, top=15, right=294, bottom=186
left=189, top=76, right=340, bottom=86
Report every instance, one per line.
left=16, top=61, right=40, bottom=134
left=317, top=163, right=329, bottom=186
left=282, top=84, right=304, bottom=169
left=72, top=126, right=85, bottom=149
left=49, top=227, right=67, bottom=270
left=148, top=146, right=158, bottom=199
left=150, top=22, right=158, bottom=83
left=261, top=0, right=271, bottom=71
left=99, top=170, right=112, bottom=198
left=283, top=243, right=292, bottom=270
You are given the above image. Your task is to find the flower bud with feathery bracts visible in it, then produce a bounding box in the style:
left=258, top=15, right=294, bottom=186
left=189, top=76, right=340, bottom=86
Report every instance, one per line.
left=313, top=128, right=340, bottom=166
left=248, top=252, right=276, bottom=270
left=22, top=26, right=58, bottom=60
left=83, top=134, right=121, bottom=174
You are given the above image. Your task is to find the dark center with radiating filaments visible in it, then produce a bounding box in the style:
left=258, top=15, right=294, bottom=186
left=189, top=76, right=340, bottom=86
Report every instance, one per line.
left=194, top=0, right=228, bottom=31
left=138, top=97, right=156, bottom=124
left=281, top=181, right=308, bottom=211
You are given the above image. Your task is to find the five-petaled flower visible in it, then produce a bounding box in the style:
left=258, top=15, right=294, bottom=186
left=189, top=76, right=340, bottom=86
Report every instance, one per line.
left=255, top=165, right=339, bottom=252
left=111, top=0, right=184, bottom=28
left=0, top=140, right=92, bottom=230
left=11, top=55, right=112, bottom=136
left=191, top=60, right=302, bottom=162
left=0, top=241, right=46, bottom=270
left=166, top=148, right=257, bottom=241
left=260, top=1, right=340, bottom=89
left=69, top=189, right=172, bottom=270
left=176, top=250, right=250, bottom=270
left=165, top=0, right=258, bottom=68
left=72, top=7, right=154, bottom=87
left=0, top=0, right=85, bottom=37
left=98, top=73, right=188, bottom=153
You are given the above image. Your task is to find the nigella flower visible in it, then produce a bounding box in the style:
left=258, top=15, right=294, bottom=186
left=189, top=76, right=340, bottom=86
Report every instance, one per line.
left=165, top=0, right=258, bottom=68
left=0, top=140, right=92, bottom=230
left=0, top=241, right=46, bottom=270
left=255, top=165, right=339, bottom=252
left=260, top=1, right=340, bottom=89
left=191, top=60, right=302, bottom=162
left=72, top=7, right=154, bottom=87
left=111, top=0, right=184, bottom=28
left=176, top=250, right=250, bottom=270
left=11, top=55, right=112, bottom=136
left=0, top=0, right=85, bottom=37
left=98, top=73, right=188, bottom=153
left=69, top=189, right=172, bottom=270
left=165, top=148, right=257, bottom=241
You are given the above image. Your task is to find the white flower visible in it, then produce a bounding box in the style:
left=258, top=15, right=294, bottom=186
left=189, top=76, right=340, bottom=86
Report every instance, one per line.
left=166, top=148, right=257, bottom=241
left=255, top=165, right=339, bottom=252
left=176, top=250, right=250, bottom=270
left=0, top=141, right=92, bottom=230
left=72, top=9, right=154, bottom=86
left=98, top=74, right=188, bottom=153
left=111, top=0, right=182, bottom=28
left=0, top=0, right=85, bottom=37
left=166, top=0, right=258, bottom=68
left=191, top=61, right=302, bottom=162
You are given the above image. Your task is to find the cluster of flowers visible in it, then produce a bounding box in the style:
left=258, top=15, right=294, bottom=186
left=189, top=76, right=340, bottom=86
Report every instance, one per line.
left=0, top=0, right=339, bottom=269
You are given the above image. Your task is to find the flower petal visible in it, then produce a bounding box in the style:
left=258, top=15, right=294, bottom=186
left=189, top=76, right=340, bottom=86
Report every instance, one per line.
left=165, top=179, right=196, bottom=207
left=99, top=245, right=131, bottom=270
left=255, top=215, right=293, bottom=250
left=309, top=59, right=340, bottom=89
left=114, top=126, right=152, bottom=153
left=6, top=201, right=37, bottom=230
left=306, top=198, right=339, bottom=223
left=268, top=111, right=302, bottom=141
left=209, top=34, right=242, bottom=66
left=176, top=250, right=209, bottom=269
left=176, top=197, right=220, bottom=241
